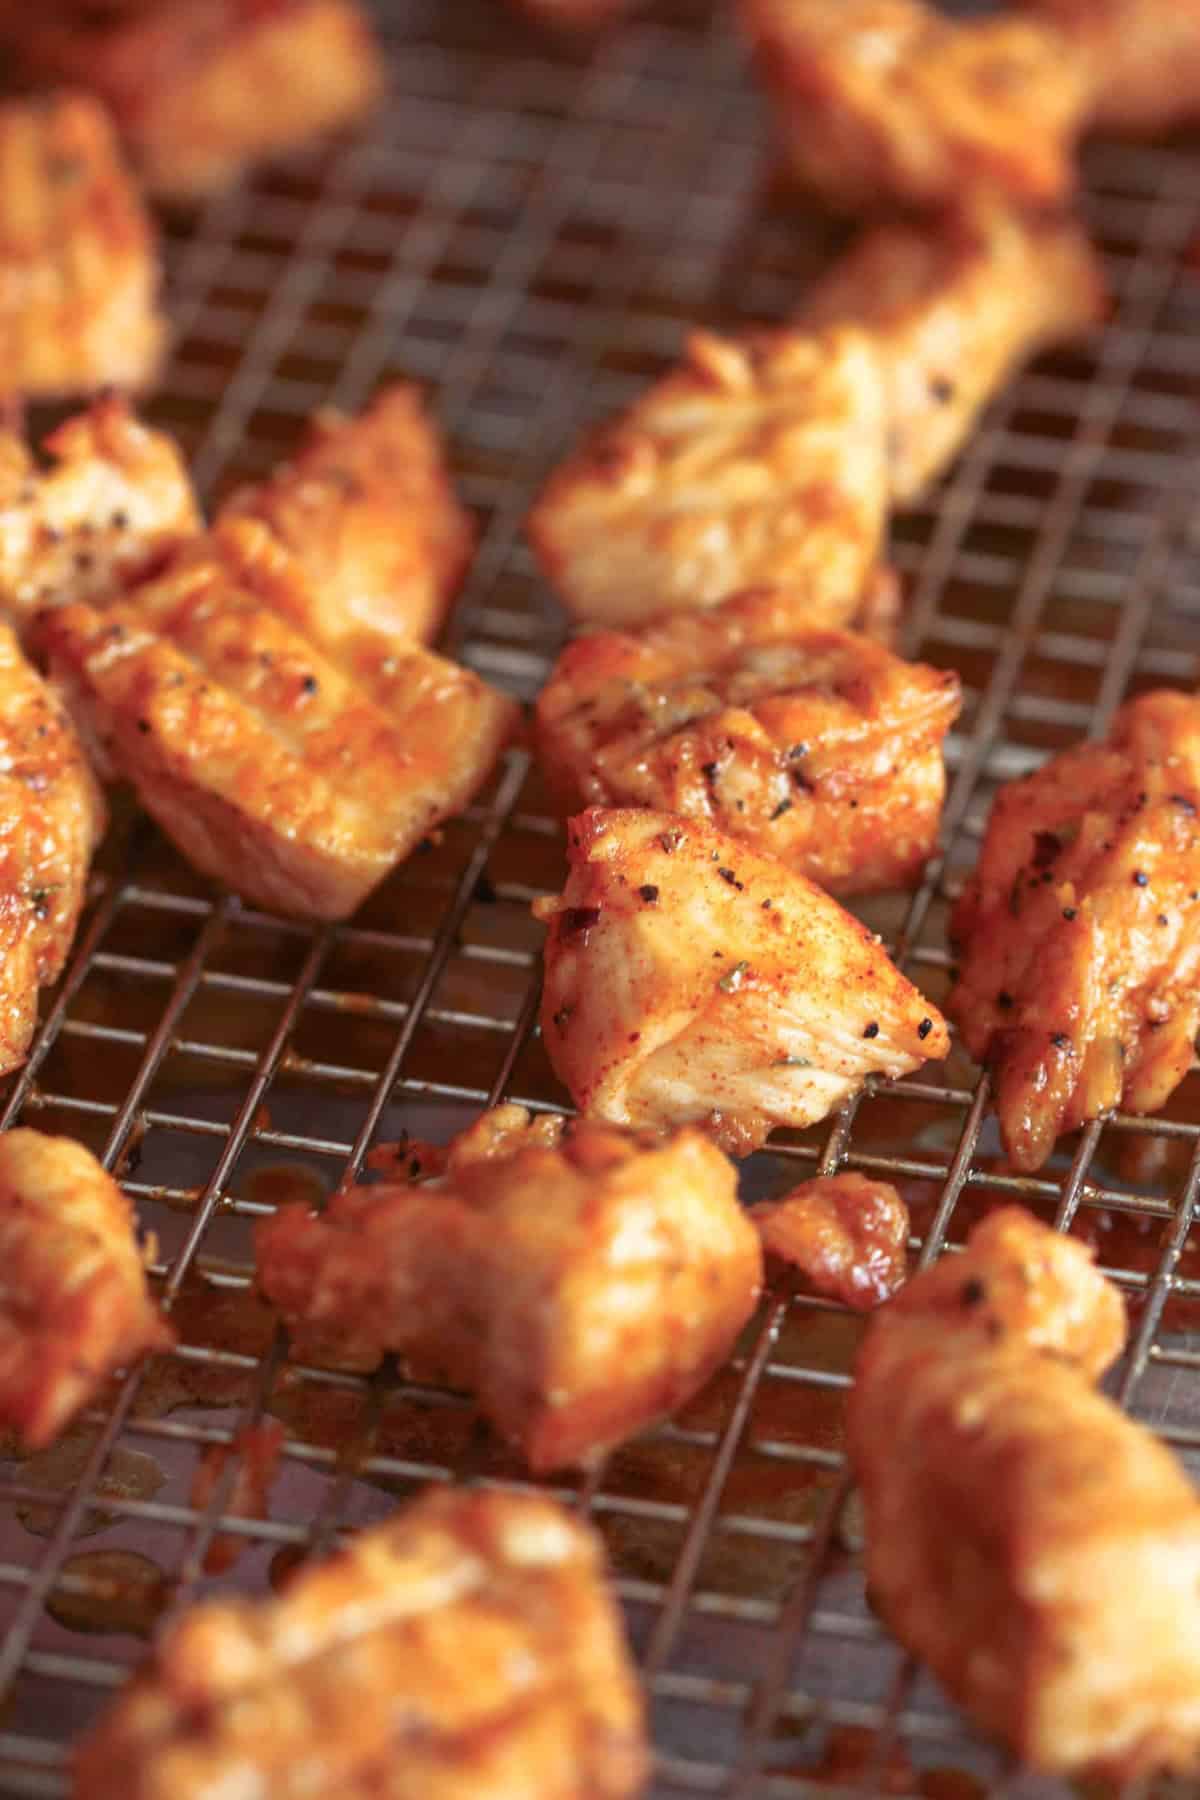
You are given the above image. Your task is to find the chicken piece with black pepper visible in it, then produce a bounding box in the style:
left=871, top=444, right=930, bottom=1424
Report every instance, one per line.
left=535, top=808, right=949, bottom=1156
left=535, top=590, right=961, bottom=896
left=1019, top=0, right=1200, bottom=136
left=0, top=1128, right=172, bottom=1450
left=2, top=2, right=384, bottom=203
left=0, top=397, right=199, bottom=641
left=949, top=690, right=1200, bottom=1172
left=739, top=0, right=1090, bottom=213
left=528, top=325, right=889, bottom=630
left=752, top=1172, right=909, bottom=1309
left=220, top=384, right=474, bottom=653
left=0, top=92, right=165, bottom=400
left=850, top=1206, right=1200, bottom=1780
left=39, top=519, right=517, bottom=921
left=74, top=1486, right=647, bottom=1800
left=800, top=205, right=1107, bottom=507
left=256, top=1103, right=762, bottom=1471
left=0, top=622, right=105, bottom=1074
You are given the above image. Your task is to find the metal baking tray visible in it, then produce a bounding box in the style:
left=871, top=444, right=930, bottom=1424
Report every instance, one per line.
left=2, top=2, right=1200, bottom=1794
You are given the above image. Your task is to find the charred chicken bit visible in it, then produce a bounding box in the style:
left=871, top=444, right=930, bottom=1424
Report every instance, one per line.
left=949, top=689, right=1200, bottom=1171
left=535, top=590, right=961, bottom=896
left=850, top=1205, right=1200, bottom=1781
left=73, top=1486, right=647, bottom=1800
left=751, top=1172, right=909, bottom=1309
left=535, top=808, right=949, bottom=1156
left=257, top=1103, right=762, bottom=1471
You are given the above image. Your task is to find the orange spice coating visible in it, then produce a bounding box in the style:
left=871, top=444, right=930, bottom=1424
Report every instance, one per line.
left=535, top=807, right=949, bottom=1156
left=0, top=1129, right=172, bottom=1450
left=752, top=1172, right=909, bottom=1309
left=256, top=1104, right=762, bottom=1471
left=739, top=0, right=1091, bottom=213
left=73, top=1486, right=647, bottom=1800
left=2, top=2, right=385, bottom=201
left=220, top=385, right=474, bottom=653
left=535, top=591, right=961, bottom=896
left=1020, top=0, right=1200, bottom=135
left=0, top=93, right=165, bottom=399
left=949, top=690, right=1200, bottom=1171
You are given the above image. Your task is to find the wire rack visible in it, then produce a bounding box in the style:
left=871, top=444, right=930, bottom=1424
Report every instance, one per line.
left=2, top=1, right=1200, bottom=1794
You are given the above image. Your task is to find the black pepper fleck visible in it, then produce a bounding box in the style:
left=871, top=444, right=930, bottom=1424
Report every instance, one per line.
left=1133, top=870, right=1149, bottom=886
left=301, top=674, right=319, bottom=695
left=638, top=884, right=659, bottom=904
left=1051, top=1032, right=1070, bottom=1048
left=718, top=868, right=744, bottom=889
left=997, top=990, right=1014, bottom=1010
left=917, top=1017, right=933, bottom=1040
left=1062, top=907, right=1077, bottom=920
left=770, top=798, right=792, bottom=822
left=960, top=1277, right=986, bottom=1307
left=564, top=906, right=601, bottom=936
left=862, top=1021, right=879, bottom=1040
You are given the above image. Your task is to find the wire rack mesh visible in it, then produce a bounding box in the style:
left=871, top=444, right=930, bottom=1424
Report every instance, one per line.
left=2, top=1, right=1200, bottom=1794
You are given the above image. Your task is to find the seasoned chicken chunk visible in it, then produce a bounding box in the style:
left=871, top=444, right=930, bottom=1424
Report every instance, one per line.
left=528, top=326, right=888, bottom=630
left=1020, top=0, right=1200, bottom=135
left=39, top=521, right=516, bottom=921
left=800, top=206, right=1107, bottom=506
left=850, top=1207, right=1200, bottom=1780
left=220, top=385, right=474, bottom=653
left=739, top=0, right=1089, bottom=213
left=949, top=690, right=1200, bottom=1172
left=535, top=591, right=961, bottom=896
left=751, top=1171, right=909, bottom=1309
left=3, top=2, right=385, bottom=202
left=74, top=1486, right=647, bottom=1800
left=257, top=1105, right=761, bottom=1471
left=0, top=398, right=198, bottom=640
left=0, top=93, right=165, bottom=400
left=534, top=809, right=949, bottom=1156
left=0, top=1129, right=171, bottom=1450
left=0, top=623, right=105, bottom=1073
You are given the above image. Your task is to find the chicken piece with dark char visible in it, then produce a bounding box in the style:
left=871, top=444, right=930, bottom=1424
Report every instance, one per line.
left=256, top=1103, right=762, bottom=1472
left=949, top=690, right=1200, bottom=1171
left=535, top=589, right=961, bottom=896
left=535, top=807, right=949, bottom=1156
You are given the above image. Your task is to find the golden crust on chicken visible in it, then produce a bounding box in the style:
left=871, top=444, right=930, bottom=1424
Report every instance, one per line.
left=534, top=808, right=950, bottom=1156
left=0, top=92, right=165, bottom=399
left=4, top=2, right=385, bottom=202
left=528, top=326, right=888, bottom=630
left=0, top=398, right=199, bottom=639
left=1020, top=0, right=1200, bottom=135
left=752, top=1172, right=909, bottom=1310
left=850, top=1207, right=1200, bottom=1780
left=535, top=591, right=961, bottom=896
left=74, top=1486, right=647, bottom=1800
left=0, top=1128, right=171, bottom=1450
left=800, top=206, right=1107, bottom=506
left=256, top=1104, right=761, bottom=1471
left=949, top=690, right=1200, bottom=1172
left=39, top=520, right=516, bottom=921
left=220, top=384, right=474, bottom=654
left=0, top=622, right=105, bottom=1074
left=740, top=0, right=1090, bottom=213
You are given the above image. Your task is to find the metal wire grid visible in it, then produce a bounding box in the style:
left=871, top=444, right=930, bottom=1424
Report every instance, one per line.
left=0, top=1, right=1199, bottom=1794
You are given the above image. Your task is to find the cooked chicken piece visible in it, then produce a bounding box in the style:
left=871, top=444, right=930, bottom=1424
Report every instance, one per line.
left=3, top=2, right=384, bottom=202
left=751, top=1171, right=909, bottom=1309
left=0, top=93, right=165, bottom=400
left=528, top=326, right=888, bottom=630
left=39, top=521, right=517, bottom=921
left=0, top=1128, right=172, bottom=1450
left=800, top=206, right=1107, bottom=506
left=1020, top=0, right=1200, bottom=135
left=220, top=385, right=474, bottom=653
left=850, top=1207, right=1200, bottom=1780
left=0, top=623, right=105, bottom=1073
left=257, top=1104, right=761, bottom=1471
left=0, top=397, right=199, bottom=640
left=535, top=592, right=961, bottom=896
left=739, top=0, right=1090, bottom=213
left=74, top=1486, right=647, bottom=1800
left=534, top=808, right=949, bottom=1156
left=949, top=690, right=1200, bottom=1173
left=188, top=1418, right=286, bottom=1575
